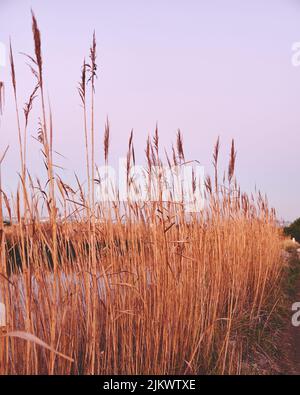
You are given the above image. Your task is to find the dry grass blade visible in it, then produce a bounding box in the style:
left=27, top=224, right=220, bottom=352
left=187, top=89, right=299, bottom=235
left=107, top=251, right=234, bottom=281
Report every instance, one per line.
left=9, top=40, right=16, bottom=92
left=104, top=117, right=110, bottom=163
left=4, top=332, right=74, bottom=363
left=31, top=10, right=43, bottom=85
left=24, top=84, right=39, bottom=127
left=176, top=129, right=185, bottom=162
left=0, top=146, right=9, bottom=165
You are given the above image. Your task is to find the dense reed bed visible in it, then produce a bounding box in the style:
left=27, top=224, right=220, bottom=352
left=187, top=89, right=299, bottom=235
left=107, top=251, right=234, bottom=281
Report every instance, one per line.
left=0, top=13, right=284, bottom=374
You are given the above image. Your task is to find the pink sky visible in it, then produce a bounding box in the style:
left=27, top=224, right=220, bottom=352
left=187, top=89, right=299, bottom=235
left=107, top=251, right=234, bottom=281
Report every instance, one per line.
left=0, top=0, right=300, bottom=221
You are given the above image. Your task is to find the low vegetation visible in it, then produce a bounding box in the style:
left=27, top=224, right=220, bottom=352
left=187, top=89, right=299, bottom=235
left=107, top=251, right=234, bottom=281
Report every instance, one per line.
left=284, top=218, right=300, bottom=244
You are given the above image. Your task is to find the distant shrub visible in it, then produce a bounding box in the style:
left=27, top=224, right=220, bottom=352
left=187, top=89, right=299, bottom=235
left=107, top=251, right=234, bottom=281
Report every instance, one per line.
left=284, top=218, right=300, bottom=243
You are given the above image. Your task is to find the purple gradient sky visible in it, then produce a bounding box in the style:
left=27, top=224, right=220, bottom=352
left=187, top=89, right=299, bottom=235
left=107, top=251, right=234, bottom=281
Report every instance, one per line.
left=0, top=0, right=300, bottom=221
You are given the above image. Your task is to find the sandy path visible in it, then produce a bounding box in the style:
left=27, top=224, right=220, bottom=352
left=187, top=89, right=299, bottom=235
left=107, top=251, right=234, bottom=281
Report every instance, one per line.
left=287, top=283, right=300, bottom=373
left=280, top=248, right=300, bottom=374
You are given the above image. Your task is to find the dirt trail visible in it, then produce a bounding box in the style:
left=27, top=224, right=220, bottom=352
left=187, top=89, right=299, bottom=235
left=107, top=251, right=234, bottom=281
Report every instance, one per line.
left=281, top=248, right=300, bottom=375
left=286, top=288, right=300, bottom=374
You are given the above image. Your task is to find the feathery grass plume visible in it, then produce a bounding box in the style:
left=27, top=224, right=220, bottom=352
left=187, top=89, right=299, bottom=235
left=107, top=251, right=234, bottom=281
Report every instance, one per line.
left=31, top=12, right=47, bottom=140
left=88, top=31, right=97, bottom=86
left=153, top=124, right=159, bottom=154
left=31, top=12, right=54, bottom=206
left=104, top=117, right=110, bottom=164
left=228, top=139, right=236, bottom=184
left=24, top=84, right=39, bottom=128
left=31, top=10, right=43, bottom=86
left=145, top=135, right=151, bottom=169
left=31, top=12, right=50, bottom=172
left=9, top=40, right=16, bottom=93
left=176, top=129, right=185, bottom=162
left=127, top=129, right=134, bottom=185
left=213, top=136, right=220, bottom=194
left=192, top=168, right=196, bottom=194
left=78, top=58, right=87, bottom=104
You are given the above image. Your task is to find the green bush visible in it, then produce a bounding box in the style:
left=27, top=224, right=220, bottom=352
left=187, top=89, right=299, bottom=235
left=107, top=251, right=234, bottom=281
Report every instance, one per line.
left=284, top=218, right=300, bottom=243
